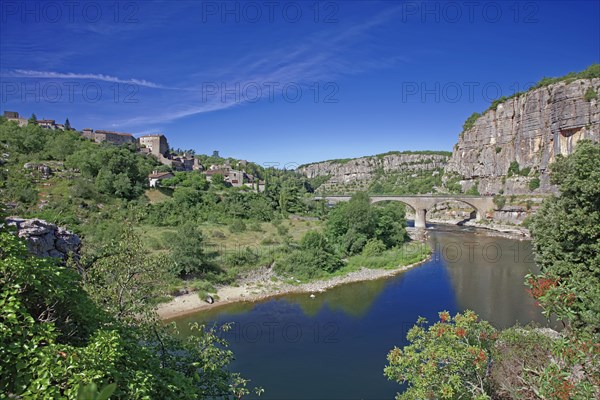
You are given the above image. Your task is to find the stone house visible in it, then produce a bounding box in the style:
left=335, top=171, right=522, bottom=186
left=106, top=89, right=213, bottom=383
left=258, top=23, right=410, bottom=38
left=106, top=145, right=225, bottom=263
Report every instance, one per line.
left=81, top=128, right=95, bottom=140
left=148, top=171, right=174, bottom=187
left=204, top=168, right=254, bottom=188
left=3, top=111, right=28, bottom=127
left=92, top=130, right=136, bottom=145
left=37, top=120, right=58, bottom=130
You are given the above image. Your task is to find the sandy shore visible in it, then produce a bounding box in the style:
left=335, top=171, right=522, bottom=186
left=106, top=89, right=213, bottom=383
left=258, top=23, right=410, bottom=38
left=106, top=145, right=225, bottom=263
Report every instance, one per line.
left=157, top=221, right=529, bottom=320
left=157, top=255, right=432, bottom=320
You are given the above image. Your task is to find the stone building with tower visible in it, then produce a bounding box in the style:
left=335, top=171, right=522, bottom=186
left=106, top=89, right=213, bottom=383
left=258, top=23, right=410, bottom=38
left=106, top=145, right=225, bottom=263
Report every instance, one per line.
left=3, top=111, right=28, bottom=127
left=138, top=134, right=169, bottom=157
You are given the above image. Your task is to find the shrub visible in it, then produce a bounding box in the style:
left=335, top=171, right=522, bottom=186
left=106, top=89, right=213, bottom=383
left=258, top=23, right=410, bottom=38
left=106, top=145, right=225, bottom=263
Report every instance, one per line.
left=489, top=327, right=554, bottom=399
left=224, top=247, right=260, bottom=269
left=385, top=311, right=497, bottom=400
left=519, top=167, right=531, bottom=176
left=584, top=87, right=598, bottom=101
left=276, top=224, right=289, bottom=236
left=275, top=247, right=342, bottom=280
left=466, top=184, right=480, bottom=196
left=493, top=195, right=506, bottom=210
left=228, top=219, right=247, bottom=233
left=507, top=161, right=520, bottom=177
left=462, top=112, right=481, bottom=132
left=275, top=231, right=342, bottom=279
left=528, top=177, right=540, bottom=190
left=191, top=280, right=216, bottom=299
left=525, top=199, right=533, bottom=210
left=361, top=238, right=386, bottom=256
left=495, top=147, right=502, bottom=154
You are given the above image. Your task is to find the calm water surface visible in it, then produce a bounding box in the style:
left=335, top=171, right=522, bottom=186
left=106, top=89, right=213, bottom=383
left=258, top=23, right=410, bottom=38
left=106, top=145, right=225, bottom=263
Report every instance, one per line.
left=171, top=225, right=546, bottom=399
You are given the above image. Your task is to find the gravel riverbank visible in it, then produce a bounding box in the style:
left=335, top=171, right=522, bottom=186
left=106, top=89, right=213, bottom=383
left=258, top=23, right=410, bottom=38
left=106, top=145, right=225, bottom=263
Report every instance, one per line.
left=157, top=254, right=432, bottom=320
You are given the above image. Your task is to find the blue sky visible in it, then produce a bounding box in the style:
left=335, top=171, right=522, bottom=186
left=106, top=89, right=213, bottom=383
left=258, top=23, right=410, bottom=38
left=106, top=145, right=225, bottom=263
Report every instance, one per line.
left=1, top=1, right=599, bottom=166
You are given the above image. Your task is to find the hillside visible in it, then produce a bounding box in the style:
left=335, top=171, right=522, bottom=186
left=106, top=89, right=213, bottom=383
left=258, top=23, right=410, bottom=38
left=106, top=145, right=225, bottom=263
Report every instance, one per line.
left=298, top=151, right=451, bottom=195
left=445, top=67, right=600, bottom=195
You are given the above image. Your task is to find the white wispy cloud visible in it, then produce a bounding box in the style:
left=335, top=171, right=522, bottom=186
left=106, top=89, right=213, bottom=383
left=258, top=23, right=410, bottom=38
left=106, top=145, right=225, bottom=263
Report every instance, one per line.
left=118, top=7, right=405, bottom=126
left=9, top=69, right=168, bottom=89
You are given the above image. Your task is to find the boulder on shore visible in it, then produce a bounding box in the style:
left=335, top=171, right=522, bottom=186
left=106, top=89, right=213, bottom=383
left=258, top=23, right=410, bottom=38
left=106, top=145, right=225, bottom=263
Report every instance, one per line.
left=5, top=217, right=81, bottom=260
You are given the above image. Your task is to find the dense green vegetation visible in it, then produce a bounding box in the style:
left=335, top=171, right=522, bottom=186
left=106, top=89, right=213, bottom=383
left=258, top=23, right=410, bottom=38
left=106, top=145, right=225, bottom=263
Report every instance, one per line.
left=386, top=141, right=600, bottom=399
left=275, top=193, right=418, bottom=280
left=528, top=140, right=600, bottom=332
left=0, top=119, right=328, bottom=285
left=0, top=119, right=433, bottom=397
left=385, top=311, right=497, bottom=399
left=462, top=112, right=481, bottom=133
left=0, top=221, right=258, bottom=398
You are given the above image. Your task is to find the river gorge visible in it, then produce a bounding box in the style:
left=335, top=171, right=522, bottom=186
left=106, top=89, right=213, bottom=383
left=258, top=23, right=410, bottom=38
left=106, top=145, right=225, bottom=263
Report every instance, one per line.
left=169, top=225, right=548, bottom=399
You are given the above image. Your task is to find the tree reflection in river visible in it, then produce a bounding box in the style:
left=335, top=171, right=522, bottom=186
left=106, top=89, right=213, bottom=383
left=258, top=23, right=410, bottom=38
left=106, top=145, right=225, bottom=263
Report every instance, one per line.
left=171, top=224, right=548, bottom=399
left=428, top=225, right=544, bottom=329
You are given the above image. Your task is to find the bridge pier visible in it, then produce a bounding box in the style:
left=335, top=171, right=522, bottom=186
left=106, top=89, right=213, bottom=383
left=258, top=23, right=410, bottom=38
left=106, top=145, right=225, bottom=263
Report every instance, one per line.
left=317, top=195, right=494, bottom=229
left=415, top=209, right=427, bottom=229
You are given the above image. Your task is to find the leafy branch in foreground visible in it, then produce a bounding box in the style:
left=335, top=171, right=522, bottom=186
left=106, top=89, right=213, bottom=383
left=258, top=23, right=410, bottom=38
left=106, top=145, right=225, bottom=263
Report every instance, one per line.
left=384, top=311, right=497, bottom=400
left=0, top=220, right=260, bottom=399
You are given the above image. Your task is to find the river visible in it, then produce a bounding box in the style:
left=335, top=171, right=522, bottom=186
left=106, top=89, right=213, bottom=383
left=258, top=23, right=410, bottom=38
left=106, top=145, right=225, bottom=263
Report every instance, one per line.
left=171, top=224, right=547, bottom=399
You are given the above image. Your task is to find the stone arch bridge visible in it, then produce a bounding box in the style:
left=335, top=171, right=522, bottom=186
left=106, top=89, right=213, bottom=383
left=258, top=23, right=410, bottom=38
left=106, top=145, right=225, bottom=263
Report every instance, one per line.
left=314, top=195, right=495, bottom=229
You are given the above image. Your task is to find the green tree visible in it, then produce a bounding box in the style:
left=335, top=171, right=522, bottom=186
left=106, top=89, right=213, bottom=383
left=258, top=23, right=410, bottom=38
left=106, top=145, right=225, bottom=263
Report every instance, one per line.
left=385, top=311, right=497, bottom=400
left=326, top=192, right=377, bottom=255
left=528, top=140, right=600, bottom=332
left=374, top=202, right=408, bottom=247
left=85, top=227, right=172, bottom=322
left=65, top=117, right=72, bottom=130
left=0, top=222, right=255, bottom=399
left=169, top=222, right=212, bottom=276
left=276, top=231, right=342, bottom=279
left=210, top=173, right=226, bottom=188
left=28, top=113, right=37, bottom=124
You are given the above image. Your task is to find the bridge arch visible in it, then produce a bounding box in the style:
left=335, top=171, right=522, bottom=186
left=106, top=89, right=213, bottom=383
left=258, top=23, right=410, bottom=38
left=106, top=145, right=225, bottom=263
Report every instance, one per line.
left=428, top=199, right=481, bottom=221
left=370, top=198, right=416, bottom=211
left=315, top=195, right=494, bottom=229
left=369, top=198, right=424, bottom=228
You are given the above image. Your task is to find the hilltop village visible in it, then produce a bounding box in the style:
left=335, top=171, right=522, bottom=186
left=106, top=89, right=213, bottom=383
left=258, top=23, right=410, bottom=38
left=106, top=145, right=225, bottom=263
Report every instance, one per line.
left=3, top=111, right=265, bottom=191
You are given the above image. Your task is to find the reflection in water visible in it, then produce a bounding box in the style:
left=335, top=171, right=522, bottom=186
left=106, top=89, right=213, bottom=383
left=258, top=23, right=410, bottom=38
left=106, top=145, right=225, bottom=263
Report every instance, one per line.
left=287, top=277, right=392, bottom=318
left=172, top=225, right=547, bottom=399
left=428, top=226, right=542, bottom=329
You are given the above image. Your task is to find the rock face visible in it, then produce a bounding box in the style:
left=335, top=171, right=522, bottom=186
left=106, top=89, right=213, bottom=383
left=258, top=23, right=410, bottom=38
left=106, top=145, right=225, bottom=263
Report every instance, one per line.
left=445, top=78, right=600, bottom=194
left=5, top=217, right=81, bottom=260
left=298, top=152, right=450, bottom=193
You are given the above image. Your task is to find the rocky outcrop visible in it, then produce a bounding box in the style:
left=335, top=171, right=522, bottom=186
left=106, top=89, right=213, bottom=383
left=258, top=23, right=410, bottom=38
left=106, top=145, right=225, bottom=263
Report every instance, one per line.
left=298, top=152, right=450, bottom=193
left=5, top=217, right=81, bottom=260
left=445, top=78, right=600, bottom=194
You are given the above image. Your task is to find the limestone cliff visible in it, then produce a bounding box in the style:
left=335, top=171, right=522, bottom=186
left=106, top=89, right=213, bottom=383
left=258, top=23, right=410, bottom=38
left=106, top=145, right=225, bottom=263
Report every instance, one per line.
left=298, top=152, right=450, bottom=194
left=445, top=78, right=600, bottom=195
